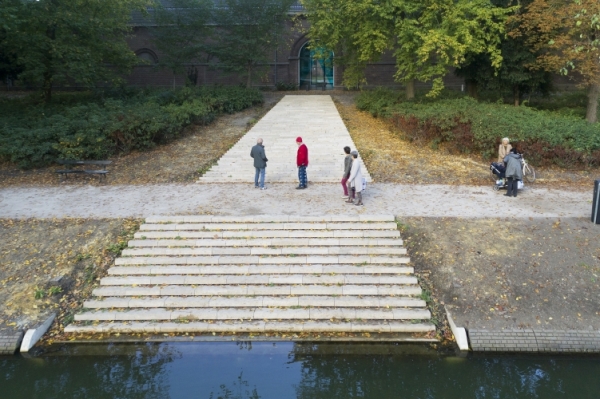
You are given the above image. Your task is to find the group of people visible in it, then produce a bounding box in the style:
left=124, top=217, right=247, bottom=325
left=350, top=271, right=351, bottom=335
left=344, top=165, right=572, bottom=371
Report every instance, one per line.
left=250, top=138, right=364, bottom=205
left=497, top=137, right=523, bottom=198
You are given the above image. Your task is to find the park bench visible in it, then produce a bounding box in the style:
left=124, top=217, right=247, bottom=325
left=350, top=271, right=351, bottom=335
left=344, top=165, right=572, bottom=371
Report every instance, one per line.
left=55, top=160, right=111, bottom=179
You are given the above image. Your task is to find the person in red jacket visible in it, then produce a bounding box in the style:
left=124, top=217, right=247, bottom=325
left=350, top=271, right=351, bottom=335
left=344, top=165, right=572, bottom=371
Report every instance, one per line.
left=296, top=136, right=309, bottom=189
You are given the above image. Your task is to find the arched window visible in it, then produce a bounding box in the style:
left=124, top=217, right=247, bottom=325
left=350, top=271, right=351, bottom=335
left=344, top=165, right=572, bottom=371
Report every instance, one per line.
left=299, top=42, right=333, bottom=89
left=135, top=49, right=158, bottom=64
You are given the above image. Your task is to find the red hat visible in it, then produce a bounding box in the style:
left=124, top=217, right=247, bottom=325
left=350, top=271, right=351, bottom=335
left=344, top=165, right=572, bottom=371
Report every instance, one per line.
left=296, top=137, right=303, bottom=143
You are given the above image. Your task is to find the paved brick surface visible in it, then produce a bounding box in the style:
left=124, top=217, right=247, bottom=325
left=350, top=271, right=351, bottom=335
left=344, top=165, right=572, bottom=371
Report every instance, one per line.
left=0, top=332, right=24, bottom=355
left=469, top=329, right=600, bottom=353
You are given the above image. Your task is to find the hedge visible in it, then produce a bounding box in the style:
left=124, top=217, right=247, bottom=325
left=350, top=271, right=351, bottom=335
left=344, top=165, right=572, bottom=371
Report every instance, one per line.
left=356, top=88, right=600, bottom=167
left=0, top=86, right=263, bottom=169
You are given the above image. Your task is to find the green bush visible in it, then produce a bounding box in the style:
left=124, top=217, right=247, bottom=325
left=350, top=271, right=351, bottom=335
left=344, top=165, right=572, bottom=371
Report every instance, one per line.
left=356, top=89, right=600, bottom=167
left=0, top=86, right=263, bottom=169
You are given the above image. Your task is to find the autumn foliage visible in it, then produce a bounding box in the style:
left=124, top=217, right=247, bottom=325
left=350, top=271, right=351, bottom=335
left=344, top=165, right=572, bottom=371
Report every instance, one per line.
left=511, top=0, right=600, bottom=122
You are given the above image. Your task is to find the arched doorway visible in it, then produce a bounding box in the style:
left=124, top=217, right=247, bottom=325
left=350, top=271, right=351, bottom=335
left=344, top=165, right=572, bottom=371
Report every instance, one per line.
left=299, top=43, right=334, bottom=90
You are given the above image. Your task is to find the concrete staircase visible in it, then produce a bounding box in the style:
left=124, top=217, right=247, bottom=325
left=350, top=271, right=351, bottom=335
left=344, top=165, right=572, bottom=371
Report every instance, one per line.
left=198, top=95, right=371, bottom=183
left=65, top=215, right=434, bottom=339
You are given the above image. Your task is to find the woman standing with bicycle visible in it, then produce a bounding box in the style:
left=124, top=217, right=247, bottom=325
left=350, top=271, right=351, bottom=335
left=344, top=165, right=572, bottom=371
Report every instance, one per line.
left=504, top=148, right=523, bottom=197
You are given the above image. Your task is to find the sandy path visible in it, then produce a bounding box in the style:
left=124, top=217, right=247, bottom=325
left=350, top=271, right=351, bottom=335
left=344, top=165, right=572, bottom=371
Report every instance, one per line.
left=0, top=183, right=591, bottom=219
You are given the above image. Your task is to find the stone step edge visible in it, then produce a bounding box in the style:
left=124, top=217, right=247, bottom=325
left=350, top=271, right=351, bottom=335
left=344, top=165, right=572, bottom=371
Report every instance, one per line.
left=107, top=265, right=414, bottom=275
left=115, top=256, right=410, bottom=266
left=138, top=223, right=397, bottom=232
left=126, top=238, right=404, bottom=247
left=74, top=307, right=432, bottom=322
left=92, top=285, right=423, bottom=297
left=121, top=248, right=408, bottom=256
left=133, top=232, right=402, bottom=239
left=64, top=320, right=435, bottom=334
left=145, top=215, right=394, bottom=223
left=84, top=295, right=426, bottom=309
left=99, top=275, right=419, bottom=286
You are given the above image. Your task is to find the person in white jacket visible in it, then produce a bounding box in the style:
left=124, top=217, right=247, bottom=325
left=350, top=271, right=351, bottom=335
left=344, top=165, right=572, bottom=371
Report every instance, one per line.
left=345, top=151, right=364, bottom=206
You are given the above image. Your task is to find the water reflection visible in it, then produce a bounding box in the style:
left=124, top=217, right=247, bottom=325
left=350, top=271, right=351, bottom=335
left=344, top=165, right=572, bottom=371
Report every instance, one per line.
left=0, top=342, right=599, bottom=399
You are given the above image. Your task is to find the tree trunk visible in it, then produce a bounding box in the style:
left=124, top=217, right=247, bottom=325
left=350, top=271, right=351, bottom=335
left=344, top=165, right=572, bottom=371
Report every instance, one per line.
left=466, top=80, right=478, bottom=99
left=586, top=83, right=599, bottom=123
left=43, top=67, right=53, bottom=103
left=405, top=79, right=415, bottom=99
left=246, top=65, right=252, bottom=88
left=513, top=85, right=520, bottom=107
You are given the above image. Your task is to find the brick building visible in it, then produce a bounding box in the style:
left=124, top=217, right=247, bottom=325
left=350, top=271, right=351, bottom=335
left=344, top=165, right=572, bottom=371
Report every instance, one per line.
left=126, top=1, right=465, bottom=91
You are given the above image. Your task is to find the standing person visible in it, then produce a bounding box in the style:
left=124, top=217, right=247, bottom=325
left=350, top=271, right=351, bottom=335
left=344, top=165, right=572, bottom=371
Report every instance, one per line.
left=503, top=147, right=522, bottom=197
left=498, top=137, right=512, bottom=163
left=341, top=146, right=352, bottom=199
left=345, top=150, right=364, bottom=206
left=250, top=138, right=268, bottom=190
left=296, top=137, right=309, bottom=189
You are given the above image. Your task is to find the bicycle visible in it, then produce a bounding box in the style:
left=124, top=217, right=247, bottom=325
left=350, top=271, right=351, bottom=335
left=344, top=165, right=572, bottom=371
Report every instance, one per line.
left=521, top=154, right=536, bottom=183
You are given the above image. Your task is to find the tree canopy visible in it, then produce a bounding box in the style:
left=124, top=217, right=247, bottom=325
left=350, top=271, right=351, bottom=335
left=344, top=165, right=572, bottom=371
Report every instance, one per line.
left=512, top=0, right=600, bottom=122
left=207, top=0, right=296, bottom=88
left=0, top=0, right=150, bottom=102
left=151, top=0, right=214, bottom=86
left=303, top=0, right=514, bottom=98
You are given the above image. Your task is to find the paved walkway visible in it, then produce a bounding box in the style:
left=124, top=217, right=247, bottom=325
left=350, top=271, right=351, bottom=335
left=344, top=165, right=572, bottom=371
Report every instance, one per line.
left=199, top=95, right=370, bottom=183
left=0, top=183, right=591, bottom=219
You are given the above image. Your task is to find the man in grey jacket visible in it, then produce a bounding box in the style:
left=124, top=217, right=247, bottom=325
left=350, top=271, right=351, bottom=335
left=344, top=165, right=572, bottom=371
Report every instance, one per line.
left=503, top=148, right=523, bottom=197
left=251, top=138, right=268, bottom=190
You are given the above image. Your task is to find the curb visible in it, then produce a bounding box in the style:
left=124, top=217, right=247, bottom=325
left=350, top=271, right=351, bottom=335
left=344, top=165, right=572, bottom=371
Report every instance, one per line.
left=0, top=331, right=24, bottom=355
left=468, top=328, right=600, bottom=353
left=20, top=313, right=56, bottom=353
left=444, top=307, right=469, bottom=351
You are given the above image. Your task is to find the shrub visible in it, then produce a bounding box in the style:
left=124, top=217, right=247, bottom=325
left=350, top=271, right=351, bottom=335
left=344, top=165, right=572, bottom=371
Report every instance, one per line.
left=0, top=86, right=263, bottom=168
left=356, top=89, right=600, bottom=167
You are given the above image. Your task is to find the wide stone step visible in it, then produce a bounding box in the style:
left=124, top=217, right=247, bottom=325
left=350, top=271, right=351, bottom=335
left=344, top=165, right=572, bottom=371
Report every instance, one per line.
left=133, top=230, right=401, bottom=239
left=121, top=247, right=407, bottom=256
left=64, top=320, right=435, bottom=334
left=138, top=222, right=398, bottom=231
left=84, top=295, right=427, bottom=309
left=92, top=284, right=423, bottom=297
left=115, top=255, right=410, bottom=266
left=127, top=237, right=404, bottom=248
left=145, top=215, right=394, bottom=223
left=108, top=265, right=414, bottom=275
left=100, top=275, right=419, bottom=286
left=74, top=307, right=431, bottom=322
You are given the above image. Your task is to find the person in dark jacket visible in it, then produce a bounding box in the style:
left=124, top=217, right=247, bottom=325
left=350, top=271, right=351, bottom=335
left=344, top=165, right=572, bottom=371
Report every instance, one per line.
left=296, top=136, right=309, bottom=189
left=250, top=138, right=268, bottom=190
left=503, top=147, right=523, bottom=197
left=341, top=146, right=352, bottom=199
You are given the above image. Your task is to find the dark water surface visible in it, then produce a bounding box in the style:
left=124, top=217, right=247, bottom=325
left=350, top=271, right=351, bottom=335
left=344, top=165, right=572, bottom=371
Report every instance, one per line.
left=1, top=342, right=599, bottom=399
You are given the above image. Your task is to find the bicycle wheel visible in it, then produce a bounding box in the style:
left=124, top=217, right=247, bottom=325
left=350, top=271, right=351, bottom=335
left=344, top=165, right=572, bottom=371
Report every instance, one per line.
left=523, top=164, right=536, bottom=183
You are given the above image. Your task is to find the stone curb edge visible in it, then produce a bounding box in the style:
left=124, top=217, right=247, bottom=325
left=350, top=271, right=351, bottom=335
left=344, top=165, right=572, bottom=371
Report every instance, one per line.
left=467, top=328, right=600, bottom=353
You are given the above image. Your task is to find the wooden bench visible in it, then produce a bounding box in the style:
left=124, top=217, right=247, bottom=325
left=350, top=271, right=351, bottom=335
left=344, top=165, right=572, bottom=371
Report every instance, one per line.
left=56, top=160, right=111, bottom=179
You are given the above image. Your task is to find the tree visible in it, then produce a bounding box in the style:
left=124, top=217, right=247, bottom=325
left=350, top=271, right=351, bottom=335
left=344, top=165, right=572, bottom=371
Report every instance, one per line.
left=1, top=0, right=150, bottom=102
left=208, top=0, right=296, bottom=88
left=303, top=0, right=513, bottom=98
left=513, top=0, right=600, bottom=122
left=0, top=0, right=23, bottom=84
left=151, top=0, right=215, bottom=87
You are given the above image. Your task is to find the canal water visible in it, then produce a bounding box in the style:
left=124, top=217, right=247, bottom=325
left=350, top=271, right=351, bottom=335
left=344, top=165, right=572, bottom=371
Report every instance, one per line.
left=1, top=342, right=599, bottom=398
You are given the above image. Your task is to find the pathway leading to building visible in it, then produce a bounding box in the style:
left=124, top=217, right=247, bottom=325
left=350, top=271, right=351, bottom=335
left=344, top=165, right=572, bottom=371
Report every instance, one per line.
left=199, top=95, right=370, bottom=183
left=65, top=215, right=434, bottom=339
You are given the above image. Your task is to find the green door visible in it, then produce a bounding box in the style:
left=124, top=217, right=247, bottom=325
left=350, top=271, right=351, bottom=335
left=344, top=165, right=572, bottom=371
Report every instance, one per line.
left=299, top=44, right=333, bottom=90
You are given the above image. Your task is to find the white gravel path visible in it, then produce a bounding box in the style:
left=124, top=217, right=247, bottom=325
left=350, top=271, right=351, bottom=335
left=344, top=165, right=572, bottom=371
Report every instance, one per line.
left=0, top=183, right=592, bottom=219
